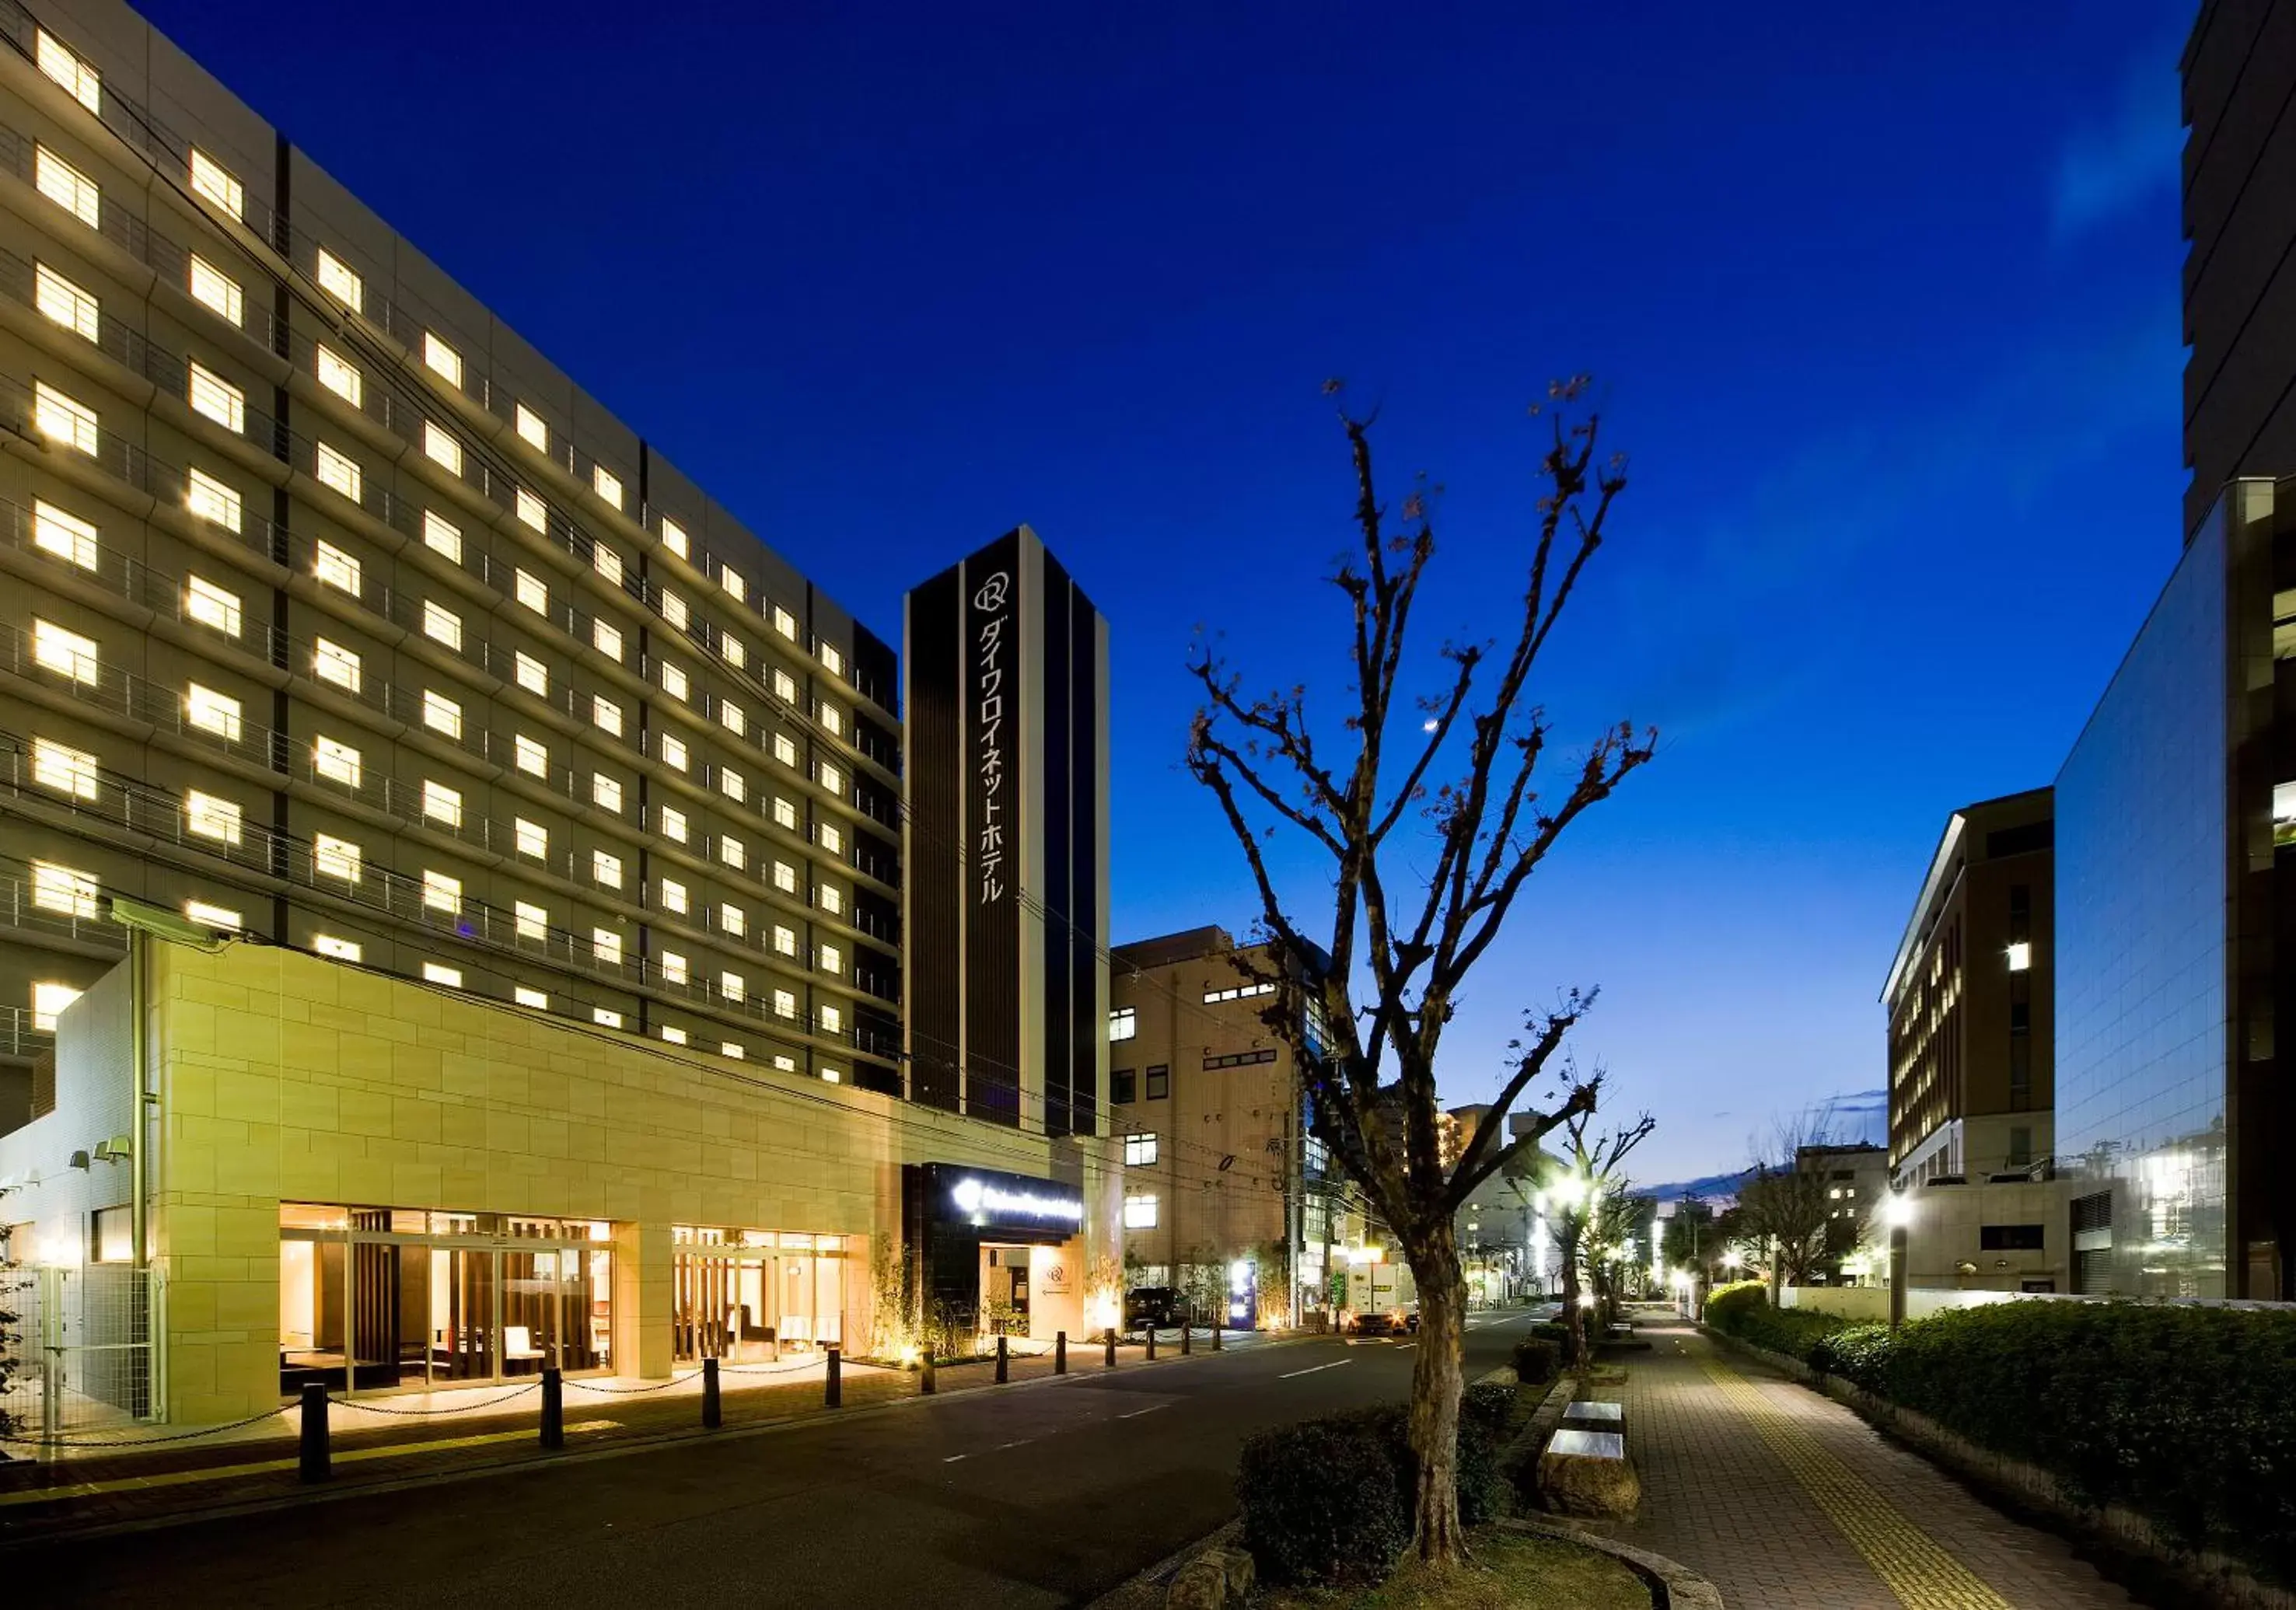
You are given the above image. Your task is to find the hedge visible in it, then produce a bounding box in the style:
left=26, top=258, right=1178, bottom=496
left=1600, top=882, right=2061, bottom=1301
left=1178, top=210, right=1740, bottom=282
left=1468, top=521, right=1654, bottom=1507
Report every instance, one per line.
left=1704, top=1280, right=1854, bottom=1363
left=1236, top=1383, right=1515, bottom=1584
left=1511, top=1336, right=1559, bottom=1385
left=1709, top=1286, right=2296, bottom=1584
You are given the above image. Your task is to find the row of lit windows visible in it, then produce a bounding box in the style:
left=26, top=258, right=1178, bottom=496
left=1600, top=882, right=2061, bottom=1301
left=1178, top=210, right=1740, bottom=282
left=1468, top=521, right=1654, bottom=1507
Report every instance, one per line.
left=1203, top=982, right=1275, bottom=1004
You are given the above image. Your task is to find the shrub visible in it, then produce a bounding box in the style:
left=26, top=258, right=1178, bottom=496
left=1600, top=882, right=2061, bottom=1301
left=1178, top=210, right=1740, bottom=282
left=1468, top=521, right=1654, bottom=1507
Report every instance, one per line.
left=1511, top=1336, right=1560, bottom=1385
left=1704, top=1280, right=1853, bottom=1364
left=1808, top=1323, right=1895, bottom=1393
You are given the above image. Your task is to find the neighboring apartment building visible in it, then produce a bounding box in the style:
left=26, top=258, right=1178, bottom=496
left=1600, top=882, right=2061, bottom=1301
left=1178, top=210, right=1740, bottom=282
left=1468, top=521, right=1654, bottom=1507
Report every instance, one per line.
left=1882, top=789, right=2053, bottom=1189
left=1797, top=1140, right=1891, bottom=1266
left=1107, top=924, right=1372, bottom=1326
left=0, top=0, right=1123, bottom=1431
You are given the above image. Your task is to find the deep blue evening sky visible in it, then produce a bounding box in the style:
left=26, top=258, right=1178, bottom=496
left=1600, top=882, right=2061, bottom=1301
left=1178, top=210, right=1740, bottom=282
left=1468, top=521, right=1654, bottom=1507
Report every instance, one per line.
left=144, top=0, right=2190, bottom=1184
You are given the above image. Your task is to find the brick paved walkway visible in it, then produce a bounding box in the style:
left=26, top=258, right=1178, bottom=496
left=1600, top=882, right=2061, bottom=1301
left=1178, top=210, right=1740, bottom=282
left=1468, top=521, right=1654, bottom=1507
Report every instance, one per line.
left=1603, top=1324, right=2138, bottom=1610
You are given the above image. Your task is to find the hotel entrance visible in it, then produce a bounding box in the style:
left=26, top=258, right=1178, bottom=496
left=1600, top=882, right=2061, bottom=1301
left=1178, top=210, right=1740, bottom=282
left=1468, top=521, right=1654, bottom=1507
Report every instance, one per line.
left=671, top=1227, right=849, bottom=1363
left=277, top=1203, right=613, bottom=1397
left=904, top=1163, right=1089, bottom=1343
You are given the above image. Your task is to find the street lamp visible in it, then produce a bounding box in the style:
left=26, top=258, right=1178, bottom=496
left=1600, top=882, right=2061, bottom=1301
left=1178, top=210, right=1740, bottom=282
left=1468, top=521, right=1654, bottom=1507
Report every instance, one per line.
left=1884, top=1192, right=1914, bottom=1329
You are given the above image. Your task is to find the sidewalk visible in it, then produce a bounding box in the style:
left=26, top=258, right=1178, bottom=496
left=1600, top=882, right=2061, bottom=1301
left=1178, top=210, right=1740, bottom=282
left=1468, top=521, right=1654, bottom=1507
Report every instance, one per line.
left=1599, top=1324, right=2137, bottom=1610
left=0, top=1327, right=1285, bottom=1542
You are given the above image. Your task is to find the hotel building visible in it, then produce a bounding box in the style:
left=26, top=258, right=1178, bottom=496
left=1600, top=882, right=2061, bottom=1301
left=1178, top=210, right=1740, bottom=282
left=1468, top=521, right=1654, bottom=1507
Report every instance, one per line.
left=0, top=0, right=1119, bottom=1430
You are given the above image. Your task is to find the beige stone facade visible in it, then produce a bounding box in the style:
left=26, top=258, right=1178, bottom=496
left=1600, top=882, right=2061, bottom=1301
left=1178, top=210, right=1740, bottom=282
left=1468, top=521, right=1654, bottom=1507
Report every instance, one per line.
left=0, top=938, right=1120, bottom=1425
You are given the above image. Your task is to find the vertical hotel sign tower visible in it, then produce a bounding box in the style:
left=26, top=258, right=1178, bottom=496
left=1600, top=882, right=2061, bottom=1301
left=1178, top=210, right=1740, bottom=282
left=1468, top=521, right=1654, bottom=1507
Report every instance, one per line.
left=903, top=527, right=1110, bottom=1137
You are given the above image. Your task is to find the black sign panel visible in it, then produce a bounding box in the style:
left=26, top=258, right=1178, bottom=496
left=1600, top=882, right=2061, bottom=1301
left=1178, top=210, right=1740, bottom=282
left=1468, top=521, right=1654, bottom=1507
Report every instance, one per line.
left=965, top=531, right=1022, bottom=1125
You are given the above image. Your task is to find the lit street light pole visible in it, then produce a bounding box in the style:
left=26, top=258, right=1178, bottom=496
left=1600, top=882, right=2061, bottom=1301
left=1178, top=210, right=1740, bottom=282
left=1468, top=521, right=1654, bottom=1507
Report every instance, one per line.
left=1885, top=1193, right=1915, bottom=1329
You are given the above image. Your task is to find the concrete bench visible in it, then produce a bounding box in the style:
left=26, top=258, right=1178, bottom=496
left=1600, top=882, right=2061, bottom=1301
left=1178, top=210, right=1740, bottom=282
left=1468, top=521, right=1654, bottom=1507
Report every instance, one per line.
left=1562, top=1399, right=1624, bottom=1434
left=1538, top=1426, right=1640, bottom=1517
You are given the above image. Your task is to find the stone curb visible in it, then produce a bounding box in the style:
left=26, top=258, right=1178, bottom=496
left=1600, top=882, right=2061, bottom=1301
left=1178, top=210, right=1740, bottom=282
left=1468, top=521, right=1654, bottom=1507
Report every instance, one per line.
left=1495, top=1517, right=1722, bottom=1610
left=1698, top=1324, right=2296, bottom=1610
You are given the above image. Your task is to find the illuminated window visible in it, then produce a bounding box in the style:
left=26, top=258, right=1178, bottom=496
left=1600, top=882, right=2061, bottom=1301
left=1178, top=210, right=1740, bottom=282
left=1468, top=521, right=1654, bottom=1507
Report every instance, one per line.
left=33, top=501, right=97, bottom=569
left=188, top=362, right=244, bottom=431
left=773, top=669, right=797, bottom=703
left=187, top=467, right=241, bottom=532
left=516, top=489, right=546, bottom=531
left=593, top=1008, right=623, bottom=1028
left=316, top=345, right=362, bottom=406
left=515, top=569, right=547, bottom=614
left=515, top=404, right=547, bottom=452
left=32, top=738, right=100, bottom=800
left=188, top=256, right=243, bottom=325
left=820, top=641, right=844, bottom=677
left=315, top=249, right=363, bottom=313
left=660, top=517, right=688, bottom=557
left=592, top=694, right=624, bottom=737
left=592, top=542, right=624, bottom=587
left=514, top=734, right=547, bottom=777
left=660, top=733, right=688, bottom=772
left=37, top=30, right=101, bottom=111
left=718, top=767, right=746, bottom=804
left=422, top=780, right=462, bottom=827
left=34, top=145, right=98, bottom=227
left=184, top=899, right=242, bottom=931
left=819, top=763, right=843, bottom=796
left=718, top=835, right=746, bottom=872
left=314, top=540, right=361, bottom=595
left=819, top=822, right=844, bottom=855
left=423, top=599, right=463, bottom=651
left=660, top=804, right=689, bottom=843
left=660, top=661, right=688, bottom=701
left=421, top=690, right=463, bottom=739
left=720, top=1042, right=745, bottom=1060
left=772, top=988, right=797, bottom=1020
left=592, top=773, right=624, bottom=812
left=515, top=986, right=548, bottom=1009
left=313, top=834, right=361, bottom=882
left=186, top=575, right=241, bottom=637
left=188, top=148, right=243, bottom=218
left=662, top=591, right=689, bottom=631
left=719, top=564, right=744, bottom=603
left=593, top=618, right=624, bottom=662
left=314, top=736, right=362, bottom=787
left=422, top=962, right=462, bottom=988
left=773, top=606, right=798, bottom=642
left=818, top=884, right=844, bottom=917
left=185, top=791, right=241, bottom=844
left=773, top=734, right=798, bottom=767
left=314, top=934, right=361, bottom=962
left=514, top=651, right=547, bottom=695
left=316, top=442, right=362, bottom=501
left=819, top=703, right=844, bottom=739
left=424, top=332, right=462, bottom=386
left=773, top=797, right=799, bottom=831
left=1110, top=1006, right=1138, bottom=1042
left=33, top=381, right=98, bottom=454
left=31, top=861, right=99, bottom=917
left=592, top=465, right=624, bottom=509
left=515, top=901, right=547, bottom=941
left=722, top=634, right=746, bottom=670
left=515, top=818, right=547, bottom=859
left=592, top=850, right=623, bottom=889
left=772, top=861, right=798, bottom=895
left=720, top=903, right=746, bottom=939
left=1124, top=1195, right=1158, bottom=1229
left=32, top=980, right=81, bottom=1031
left=772, top=924, right=796, bottom=958
left=720, top=971, right=746, bottom=1004
left=424, top=509, right=463, bottom=563
left=820, top=1003, right=844, bottom=1035
left=313, top=638, right=361, bottom=692
left=33, top=618, right=97, bottom=684
left=185, top=683, right=241, bottom=739
left=661, top=1024, right=688, bottom=1045
left=1124, top=1133, right=1158, bottom=1167
left=656, top=950, right=690, bottom=988
left=592, top=927, right=622, bottom=966
left=35, top=262, right=99, bottom=341
left=2007, top=942, right=2032, bottom=973
left=424, top=422, right=463, bottom=474
left=720, top=700, right=746, bottom=738
left=818, top=943, right=842, bottom=976
left=422, top=870, right=460, bottom=913
left=659, top=877, right=689, bottom=916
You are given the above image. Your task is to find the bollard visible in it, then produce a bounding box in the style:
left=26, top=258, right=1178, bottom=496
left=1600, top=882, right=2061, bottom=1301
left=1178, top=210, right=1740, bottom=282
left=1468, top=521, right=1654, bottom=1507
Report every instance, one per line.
left=702, top=1355, right=722, bottom=1428
left=298, top=1381, right=329, bottom=1483
left=825, top=1345, right=841, bottom=1408
left=1213, top=1318, right=1223, bottom=1351
left=1182, top=1322, right=1193, bottom=1356
left=540, top=1366, right=564, bottom=1450
left=921, top=1350, right=937, bottom=1395
left=1145, top=1325, right=1157, bottom=1361
left=995, top=1333, right=1008, bottom=1384
left=1055, top=1330, right=1068, bottom=1374
left=1104, top=1328, right=1117, bottom=1368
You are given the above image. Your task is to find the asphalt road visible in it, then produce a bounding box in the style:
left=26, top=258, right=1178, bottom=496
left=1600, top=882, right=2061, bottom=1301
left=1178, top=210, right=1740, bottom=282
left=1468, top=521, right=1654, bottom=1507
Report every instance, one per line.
left=16, top=1308, right=1545, bottom=1608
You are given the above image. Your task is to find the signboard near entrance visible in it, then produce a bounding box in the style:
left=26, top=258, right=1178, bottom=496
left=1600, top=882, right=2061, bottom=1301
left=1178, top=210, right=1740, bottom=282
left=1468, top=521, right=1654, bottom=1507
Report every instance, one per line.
left=920, top=1162, right=1084, bottom=1242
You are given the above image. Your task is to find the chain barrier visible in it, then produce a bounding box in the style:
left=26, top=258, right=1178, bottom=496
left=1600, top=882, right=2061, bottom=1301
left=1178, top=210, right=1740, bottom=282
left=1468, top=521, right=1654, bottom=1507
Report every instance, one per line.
left=0, top=1406, right=288, bottom=1451
left=323, top=1381, right=541, bottom=1416
left=561, top=1371, right=702, bottom=1395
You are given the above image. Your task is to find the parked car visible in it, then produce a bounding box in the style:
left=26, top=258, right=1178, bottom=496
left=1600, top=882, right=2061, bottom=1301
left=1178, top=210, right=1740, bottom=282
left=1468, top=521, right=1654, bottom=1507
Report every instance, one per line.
left=1347, top=1306, right=1421, bottom=1337
left=1124, top=1287, right=1186, bottom=1329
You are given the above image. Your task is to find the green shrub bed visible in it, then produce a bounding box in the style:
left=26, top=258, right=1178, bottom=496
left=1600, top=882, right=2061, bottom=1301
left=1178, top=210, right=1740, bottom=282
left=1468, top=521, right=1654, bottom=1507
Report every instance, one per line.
left=1511, top=1336, right=1560, bottom=1385
left=1237, top=1382, right=1515, bottom=1586
left=1707, top=1284, right=2296, bottom=1584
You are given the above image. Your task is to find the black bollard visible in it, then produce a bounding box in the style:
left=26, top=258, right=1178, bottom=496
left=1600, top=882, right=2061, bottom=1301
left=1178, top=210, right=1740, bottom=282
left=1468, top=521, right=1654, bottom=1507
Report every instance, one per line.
left=702, top=1355, right=722, bottom=1428
left=540, top=1366, right=564, bottom=1449
left=1182, top=1322, right=1193, bottom=1356
left=1055, top=1330, right=1068, bottom=1374
left=1104, top=1328, right=1117, bottom=1368
left=1213, top=1318, right=1223, bottom=1351
left=1145, top=1325, right=1157, bottom=1361
left=921, top=1349, right=937, bottom=1395
left=298, top=1382, right=329, bottom=1483
left=995, top=1333, right=1008, bottom=1384
left=825, top=1345, right=841, bottom=1408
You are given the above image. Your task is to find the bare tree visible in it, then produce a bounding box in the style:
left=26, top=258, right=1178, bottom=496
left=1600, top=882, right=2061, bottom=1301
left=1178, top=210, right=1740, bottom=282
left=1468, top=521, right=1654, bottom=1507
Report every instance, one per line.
left=1550, top=1105, right=1656, bottom=1365
left=1186, top=379, right=1655, bottom=1563
left=1735, top=1116, right=1838, bottom=1295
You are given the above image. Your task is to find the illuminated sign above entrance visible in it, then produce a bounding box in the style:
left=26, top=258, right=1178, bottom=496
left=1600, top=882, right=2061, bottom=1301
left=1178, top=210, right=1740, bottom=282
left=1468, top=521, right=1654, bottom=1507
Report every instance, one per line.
left=950, top=1174, right=1084, bottom=1227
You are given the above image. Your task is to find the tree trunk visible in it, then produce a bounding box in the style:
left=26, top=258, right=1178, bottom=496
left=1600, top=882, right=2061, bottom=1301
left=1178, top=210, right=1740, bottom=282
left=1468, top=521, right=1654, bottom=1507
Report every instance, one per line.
left=1557, top=1224, right=1585, bottom=1368
left=1406, top=1228, right=1470, bottom=1567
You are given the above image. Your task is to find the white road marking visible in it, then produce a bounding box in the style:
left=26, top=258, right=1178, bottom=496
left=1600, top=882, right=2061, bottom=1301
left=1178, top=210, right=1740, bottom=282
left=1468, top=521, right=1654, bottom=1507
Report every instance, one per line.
left=942, top=1454, right=967, bottom=1462
left=1118, top=1403, right=1168, bottom=1419
left=995, top=1439, right=1031, bottom=1450
left=1280, top=1360, right=1352, bottom=1379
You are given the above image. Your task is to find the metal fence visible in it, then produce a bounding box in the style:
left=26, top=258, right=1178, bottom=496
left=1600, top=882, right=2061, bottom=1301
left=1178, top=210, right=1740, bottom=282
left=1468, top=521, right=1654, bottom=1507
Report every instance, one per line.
left=0, top=1265, right=159, bottom=1449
